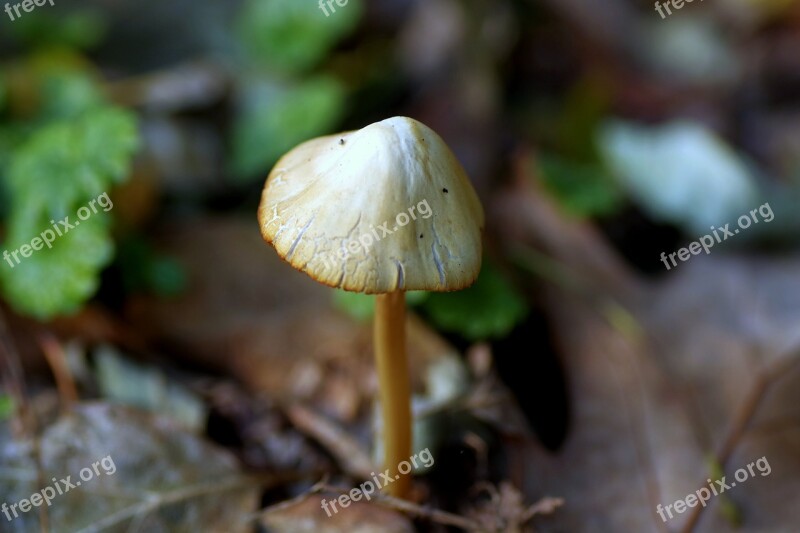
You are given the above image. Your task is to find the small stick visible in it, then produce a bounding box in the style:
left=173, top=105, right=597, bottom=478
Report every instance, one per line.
left=0, top=307, right=29, bottom=436
left=38, top=334, right=79, bottom=409
left=318, top=483, right=482, bottom=531
left=285, top=403, right=375, bottom=479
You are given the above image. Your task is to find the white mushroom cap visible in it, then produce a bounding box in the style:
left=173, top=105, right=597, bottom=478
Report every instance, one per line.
left=258, top=116, right=484, bottom=293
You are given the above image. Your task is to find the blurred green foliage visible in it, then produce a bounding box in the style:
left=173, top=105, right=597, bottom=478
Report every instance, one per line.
left=8, top=10, right=106, bottom=51
left=230, top=75, right=345, bottom=178
left=0, top=52, right=139, bottom=319
left=237, top=0, right=362, bottom=75
left=333, top=290, right=429, bottom=322
left=538, top=154, right=621, bottom=218
left=527, top=74, right=622, bottom=219
left=333, top=259, right=528, bottom=341
left=332, top=291, right=376, bottom=321
left=421, top=261, right=528, bottom=341
left=229, top=0, right=363, bottom=181
left=117, top=237, right=187, bottom=297
left=0, top=395, right=13, bottom=420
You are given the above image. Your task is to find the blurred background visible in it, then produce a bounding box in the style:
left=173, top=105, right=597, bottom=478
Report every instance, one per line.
left=0, top=0, right=799, bottom=531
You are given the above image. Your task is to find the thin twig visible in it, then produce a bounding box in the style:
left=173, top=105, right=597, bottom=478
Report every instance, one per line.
left=0, top=307, right=30, bottom=437
left=284, top=403, right=375, bottom=479
left=521, top=496, right=565, bottom=521
left=38, top=334, right=79, bottom=410
left=257, top=478, right=328, bottom=517
left=681, top=355, right=799, bottom=533
left=0, top=308, right=50, bottom=532
left=252, top=479, right=483, bottom=531
left=317, top=483, right=483, bottom=531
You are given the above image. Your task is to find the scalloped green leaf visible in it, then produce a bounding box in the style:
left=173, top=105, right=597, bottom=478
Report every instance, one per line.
left=0, top=107, right=138, bottom=318
left=6, top=108, right=137, bottom=218
left=1, top=214, right=113, bottom=318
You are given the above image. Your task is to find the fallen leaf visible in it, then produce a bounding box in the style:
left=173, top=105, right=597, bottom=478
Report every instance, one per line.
left=492, top=153, right=800, bottom=532
left=0, top=403, right=259, bottom=532
left=260, top=494, right=414, bottom=533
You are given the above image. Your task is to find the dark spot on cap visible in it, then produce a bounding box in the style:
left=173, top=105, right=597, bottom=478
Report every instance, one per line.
left=419, top=234, right=424, bottom=238
left=339, top=138, right=345, bottom=145
left=443, top=188, right=449, bottom=193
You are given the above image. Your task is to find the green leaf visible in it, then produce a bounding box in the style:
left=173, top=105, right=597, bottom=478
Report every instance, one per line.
left=1, top=214, right=113, bottom=318
left=538, top=154, right=622, bottom=218
left=421, top=260, right=528, bottom=341
left=0, top=107, right=138, bottom=318
left=333, top=290, right=429, bottom=322
left=332, top=291, right=375, bottom=321
left=1, top=51, right=106, bottom=124
left=38, top=68, right=105, bottom=121
left=236, top=0, right=363, bottom=75
left=230, top=76, right=345, bottom=180
left=331, top=264, right=526, bottom=341
left=597, top=119, right=758, bottom=233
left=6, top=107, right=138, bottom=219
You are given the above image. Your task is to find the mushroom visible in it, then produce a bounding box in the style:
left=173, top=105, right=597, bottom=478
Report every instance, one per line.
left=258, top=116, right=484, bottom=497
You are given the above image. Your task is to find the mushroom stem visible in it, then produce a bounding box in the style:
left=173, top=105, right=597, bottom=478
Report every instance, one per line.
left=374, top=290, right=412, bottom=498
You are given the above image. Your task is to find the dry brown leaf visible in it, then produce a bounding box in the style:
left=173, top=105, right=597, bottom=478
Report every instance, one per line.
left=260, top=494, right=414, bottom=533
left=492, top=154, right=800, bottom=532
